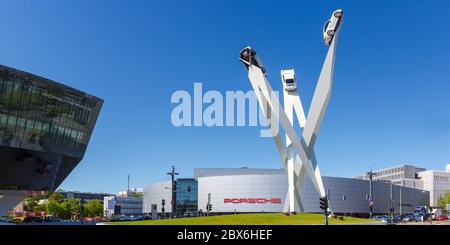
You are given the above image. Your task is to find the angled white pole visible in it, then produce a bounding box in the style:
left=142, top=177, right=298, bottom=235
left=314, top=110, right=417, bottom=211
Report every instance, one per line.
left=293, top=26, right=342, bottom=199
left=282, top=70, right=307, bottom=213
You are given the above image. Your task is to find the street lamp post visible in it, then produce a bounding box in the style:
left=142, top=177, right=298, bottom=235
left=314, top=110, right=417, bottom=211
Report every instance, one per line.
left=367, top=171, right=374, bottom=219
left=389, top=182, right=394, bottom=224
left=167, top=165, right=179, bottom=218
left=399, top=186, right=402, bottom=216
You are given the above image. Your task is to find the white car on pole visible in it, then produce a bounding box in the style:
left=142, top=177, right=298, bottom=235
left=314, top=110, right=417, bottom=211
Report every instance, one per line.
left=323, top=9, right=343, bottom=46
left=281, top=69, right=297, bottom=91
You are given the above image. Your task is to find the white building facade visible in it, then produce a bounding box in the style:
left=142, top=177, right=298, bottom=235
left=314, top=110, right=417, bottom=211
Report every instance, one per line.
left=354, top=164, right=450, bottom=207
left=353, top=164, right=425, bottom=188
left=418, top=169, right=450, bottom=207
left=143, top=167, right=429, bottom=217
left=103, top=191, right=143, bottom=217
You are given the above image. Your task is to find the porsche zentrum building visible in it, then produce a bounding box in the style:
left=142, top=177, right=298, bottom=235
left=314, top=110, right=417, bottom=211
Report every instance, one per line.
left=143, top=167, right=429, bottom=217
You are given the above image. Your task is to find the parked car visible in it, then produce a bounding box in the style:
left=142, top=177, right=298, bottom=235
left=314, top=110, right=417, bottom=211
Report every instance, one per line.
left=393, top=215, right=402, bottom=223
left=323, top=9, right=344, bottom=45
left=22, top=216, right=44, bottom=223
left=118, top=215, right=131, bottom=221
left=380, top=215, right=391, bottom=223
left=43, top=215, right=61, bottom=223
left=130, top=215, right=145, bottom=221
left=402, top=214, right=415, bottom=222
left=436, top=215, right=448, bottom=221
left=372, top=215, right=385, bottom=221
left=414, top=214, right=424, bottom=222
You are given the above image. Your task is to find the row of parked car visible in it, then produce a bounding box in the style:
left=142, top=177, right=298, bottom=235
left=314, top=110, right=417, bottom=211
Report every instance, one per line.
left=373, top=214, right=449, bottom=223
left=109, top=215, right=150, bottom=222
left=5, top=215, right=107, bottom=224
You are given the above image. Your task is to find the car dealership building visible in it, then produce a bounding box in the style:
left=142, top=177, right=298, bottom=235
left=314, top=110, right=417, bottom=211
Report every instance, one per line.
left=143, top=167, right=429, bottom=217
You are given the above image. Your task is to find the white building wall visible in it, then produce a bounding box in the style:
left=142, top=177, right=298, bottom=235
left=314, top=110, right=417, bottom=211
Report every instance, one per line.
left=103, top=195, right=142, bottom=216
left=198, top=174, right=286, bottom=213
left=418, top=170, right=450, bottom=206
left=142, top=180, right=172, bottom=213
left=197, top=174, right=429, bottom=214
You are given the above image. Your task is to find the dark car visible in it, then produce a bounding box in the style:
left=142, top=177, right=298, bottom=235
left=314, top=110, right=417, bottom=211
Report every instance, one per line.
left=22, top=216, right=44, bottom=223
left=393, top=215, right=402, bottom=223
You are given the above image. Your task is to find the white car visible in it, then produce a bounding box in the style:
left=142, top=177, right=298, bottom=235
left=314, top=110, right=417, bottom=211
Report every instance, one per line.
left=281, top=69, right=297, bottom=91
left=323, top=9, right=343, bottom=46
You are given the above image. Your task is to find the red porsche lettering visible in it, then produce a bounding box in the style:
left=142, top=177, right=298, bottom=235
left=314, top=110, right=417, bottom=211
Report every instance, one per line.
left=223, top=198, right=282, bottom=204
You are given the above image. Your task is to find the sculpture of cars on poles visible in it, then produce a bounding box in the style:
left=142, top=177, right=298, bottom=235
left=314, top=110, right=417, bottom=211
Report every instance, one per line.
left=239, top=9, right=343, bottom=214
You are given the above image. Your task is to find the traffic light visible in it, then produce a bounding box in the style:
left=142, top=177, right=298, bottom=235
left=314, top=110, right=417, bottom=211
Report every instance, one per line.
left=187, top=186, right=192, bottom=192
left=319, top=196, right=328, bottom=211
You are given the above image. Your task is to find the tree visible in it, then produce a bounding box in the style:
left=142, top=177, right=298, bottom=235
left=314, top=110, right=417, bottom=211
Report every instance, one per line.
left=23, top=196, right=40, bottom=212
left=437, top=191, right=450, bottom=210
left=46, top=192, right=66, bottom=218
left=35, top=203, right=47, bottom=212
left=132, top=192, right=143, bottom=198
left=61, top=198, right=81, bottom=220
left=46, top=194, right=81, bottom=220
left=83, top=199, right=103, bottom=217
left=46, top=200, right=64, bottom=218
left=48, top=192, right=65, bottom=203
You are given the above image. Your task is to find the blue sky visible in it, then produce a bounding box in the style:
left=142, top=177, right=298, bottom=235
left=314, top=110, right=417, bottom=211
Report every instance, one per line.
left=1, top=0, right=449, bottom=194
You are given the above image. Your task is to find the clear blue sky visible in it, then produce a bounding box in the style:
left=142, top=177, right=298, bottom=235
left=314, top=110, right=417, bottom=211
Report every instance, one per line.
left=1, top=0, right=449, bottom=194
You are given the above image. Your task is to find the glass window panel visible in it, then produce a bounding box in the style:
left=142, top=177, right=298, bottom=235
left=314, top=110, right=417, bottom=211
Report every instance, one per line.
left=7, top=115, right=16, bottom=126
left=26, top=120, right=34, bottom=129
left=17, top=117, right=26, bottom=128
left=0, top=114, right=7, bottom=125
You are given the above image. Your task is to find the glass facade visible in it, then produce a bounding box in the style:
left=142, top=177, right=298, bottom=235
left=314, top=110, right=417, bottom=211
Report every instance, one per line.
left=0, top=65, right=102, bottom=191
left=0, top=65, right=102, bottom=158
left=175, top=178, right=198, bottom=217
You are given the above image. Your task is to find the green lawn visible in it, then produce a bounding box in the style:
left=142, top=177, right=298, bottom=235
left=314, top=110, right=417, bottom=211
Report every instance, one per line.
left=109, top=213, right=378, bottom=225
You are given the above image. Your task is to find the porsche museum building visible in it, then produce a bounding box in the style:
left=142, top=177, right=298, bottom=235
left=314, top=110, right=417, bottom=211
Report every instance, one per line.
left=0, top=65, right=103, bottom=215
left=143, top=167, right=429, bottom=217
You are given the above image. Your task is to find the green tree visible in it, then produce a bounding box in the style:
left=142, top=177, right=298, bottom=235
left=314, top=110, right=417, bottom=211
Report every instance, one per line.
left=48, top=192, right=65, bottom=203
left=23, top=196, right=40, bottom=212
left=83, top=199, right=103, bottom=217
left=46, top=192, right=72, bottom=219
left=46, top=200, right=64, bottom=218
left=35, top=203, right=47, bottom=212
left=437, top=191, right=450, bottom=210
left=132, top=192, right=143, bottom=198
left=61, top=198, right=81, bottom=219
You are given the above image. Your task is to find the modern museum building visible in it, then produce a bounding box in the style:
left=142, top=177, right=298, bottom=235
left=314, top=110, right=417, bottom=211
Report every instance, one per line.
left=0, top=65, right=103, bottom=215
left=143, top=167, right=430, bottom=217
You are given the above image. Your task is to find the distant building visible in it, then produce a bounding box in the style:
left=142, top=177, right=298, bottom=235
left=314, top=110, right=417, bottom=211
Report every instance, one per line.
left=118, top=188, right=143, bottom=197
left=418, top=168, right=450, bottom=207
left=59, top=191, right=113, bottom=204
left=353, top=164, right=425, bottom=188
left=103, top=190, right=143, bottom=217
left=354, top=164, right=450, bottom=207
